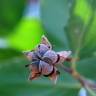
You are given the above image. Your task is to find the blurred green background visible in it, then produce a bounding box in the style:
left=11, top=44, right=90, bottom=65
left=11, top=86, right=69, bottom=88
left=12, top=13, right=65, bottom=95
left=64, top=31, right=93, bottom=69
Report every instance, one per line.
left=0, top=0, right=96, bottom=96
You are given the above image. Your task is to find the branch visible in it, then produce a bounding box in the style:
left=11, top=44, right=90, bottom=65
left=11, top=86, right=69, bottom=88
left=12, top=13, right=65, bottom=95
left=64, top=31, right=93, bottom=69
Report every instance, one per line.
left=60, top=64, right=96, bottom=90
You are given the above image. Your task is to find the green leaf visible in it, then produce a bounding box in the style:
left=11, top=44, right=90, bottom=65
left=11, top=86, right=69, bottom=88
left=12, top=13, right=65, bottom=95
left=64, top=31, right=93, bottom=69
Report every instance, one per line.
left=41, top=0, right=73, bottom=50
left=0, top=0, right=26, bottom=36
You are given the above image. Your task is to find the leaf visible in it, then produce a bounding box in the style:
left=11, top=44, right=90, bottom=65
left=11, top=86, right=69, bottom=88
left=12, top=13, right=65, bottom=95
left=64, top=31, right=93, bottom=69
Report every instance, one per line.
left=41, top=0, right=73, bottom=50
left=0, top=0, right=26, bottom=36
left=64, top=0, right=96, bottom=59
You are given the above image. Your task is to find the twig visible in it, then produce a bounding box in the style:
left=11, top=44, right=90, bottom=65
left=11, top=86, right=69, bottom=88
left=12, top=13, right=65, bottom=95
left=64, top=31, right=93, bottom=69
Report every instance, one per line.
left=60, top=63, right=96, bottom=91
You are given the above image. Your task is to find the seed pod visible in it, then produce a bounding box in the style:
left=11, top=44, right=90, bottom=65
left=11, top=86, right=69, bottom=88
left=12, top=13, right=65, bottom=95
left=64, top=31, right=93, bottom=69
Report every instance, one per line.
left=23, top=51, right=38, bottom=61
left=41, top=35, right=52, bottom=49
left=39, top=60, right=60, bottom=84
left=28, top=61, right=41, bottom=80
left=39, top=60, right=53, bottom=75
left=24, top=35, right=72, bottom=84
left=42, top=50, right=58, bottom=64
left=57, top=51, right=72, bottom=63
left=36, top=44, right=50, bottom=57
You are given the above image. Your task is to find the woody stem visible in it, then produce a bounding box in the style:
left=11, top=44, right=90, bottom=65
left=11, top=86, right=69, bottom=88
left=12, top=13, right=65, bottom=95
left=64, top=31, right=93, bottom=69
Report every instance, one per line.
left=60, top=64, right=85, bottom=86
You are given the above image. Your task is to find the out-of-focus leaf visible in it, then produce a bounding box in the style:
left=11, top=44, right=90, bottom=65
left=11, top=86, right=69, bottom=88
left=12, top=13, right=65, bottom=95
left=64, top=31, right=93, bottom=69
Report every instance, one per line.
left=77, top=57, right=96, bottom=79
left=64, top=0, right=96, bottom=59
left=8, top=19, right=44, bottom=50
left=0, top=48, right=21, bottom=60
left=0, top=0, right=26, bottom=36
left=7, top=0, right=44, bottom=51
left=41, top=0, right=73, bottom=50
left=81, top=11, right=96, bottom=59
left=0, top=58, right=79, bottom=96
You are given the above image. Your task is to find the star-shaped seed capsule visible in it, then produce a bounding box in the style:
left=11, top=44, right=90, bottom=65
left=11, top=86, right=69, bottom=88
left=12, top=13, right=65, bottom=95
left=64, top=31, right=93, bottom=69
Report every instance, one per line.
left=24, top=35, right=72, bottom=84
